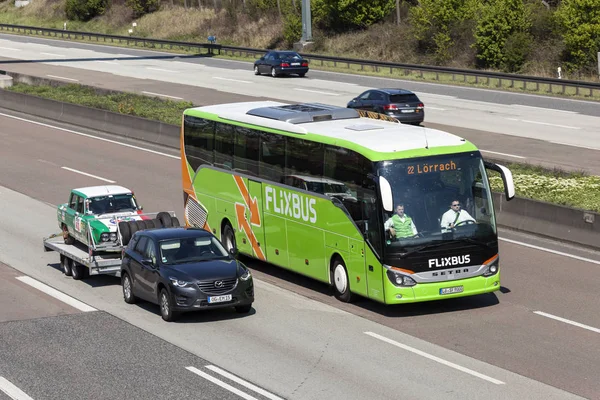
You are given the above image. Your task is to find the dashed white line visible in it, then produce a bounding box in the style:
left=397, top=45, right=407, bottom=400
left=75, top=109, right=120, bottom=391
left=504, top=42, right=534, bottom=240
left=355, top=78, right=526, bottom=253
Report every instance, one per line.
left=15, top=276, right=97, bottom=312
left=505, top=117, right=580, bottom=130
left=146, top=67, right=178, bottom=73
left=46, top=75, right=79, bottom=82
left=205, top=365, right=284, bottom=400
left=294, top=88, right=339, bottom=96
left=141, top=91, right=183, bottom=100
left=499, top=237, right=600, bottom=265
left=480, top=150, right=526, bottom=159
left=0, top=376, right=34, bottom=400
left=96, top=60, right=118, bottom=65
left=213, top=77, right=253, bottom=84
left=422, top=93, right=457, bottom=99
left=186, top=367, right=258, bottom=400
left=533, top=311, right=600, bottom=334
left=0, top=112, right=180, bottom=160
left=40, top=52, right=65, bottom=57
left=510, top=104, right=578, bottom=114
left=61, top=166, right=116, bottom=183
left=0, top=46, right=20, bottom=51
left=365, top=332, right=505, bottom=385
left=426, top=106, right=446, bottom=111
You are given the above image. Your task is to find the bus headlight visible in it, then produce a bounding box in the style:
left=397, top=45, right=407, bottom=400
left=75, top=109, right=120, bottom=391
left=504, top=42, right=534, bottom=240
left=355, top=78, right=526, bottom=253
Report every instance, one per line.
left=386, top=269, right=417, bottom=287
left=482, top=255, right=499, bottom=277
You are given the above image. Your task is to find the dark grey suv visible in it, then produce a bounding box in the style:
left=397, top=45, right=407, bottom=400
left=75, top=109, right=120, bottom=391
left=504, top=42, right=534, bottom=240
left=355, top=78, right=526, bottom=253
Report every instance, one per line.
left=347, top=88, right=425, bottom=125
left=121, top=227, right=254, bottom=321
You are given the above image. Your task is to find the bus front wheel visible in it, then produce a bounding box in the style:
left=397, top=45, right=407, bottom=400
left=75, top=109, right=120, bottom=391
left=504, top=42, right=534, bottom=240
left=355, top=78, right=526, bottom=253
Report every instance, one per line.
left=222, top=223, right=237, bottom=254
left=332, top=258, right=355, bottom=303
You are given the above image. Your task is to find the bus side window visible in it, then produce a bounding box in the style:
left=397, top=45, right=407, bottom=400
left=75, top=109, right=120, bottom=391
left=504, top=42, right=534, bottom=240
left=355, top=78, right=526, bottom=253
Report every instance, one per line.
left=234, top=126, right=259, bottom=176
left=214, top=123, right=234, bottom=170
left=260, top=132, right=285, bottom=181
left=285, top=137, right=324, bottom=182
left=183, top=116, right=214, bottom=171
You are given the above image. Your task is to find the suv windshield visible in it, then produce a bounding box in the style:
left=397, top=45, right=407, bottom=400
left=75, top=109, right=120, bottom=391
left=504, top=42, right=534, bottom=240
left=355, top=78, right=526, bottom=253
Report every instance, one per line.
left=159, top=236, right=230, bottom=265
left=87, top=193, right=138, bottom=215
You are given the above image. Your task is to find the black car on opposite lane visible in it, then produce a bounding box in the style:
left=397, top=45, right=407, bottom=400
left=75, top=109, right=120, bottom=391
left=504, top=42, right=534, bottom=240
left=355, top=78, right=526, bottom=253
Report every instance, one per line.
left=347, top=88, right=425, bottom=125
left=121, top=227, right=254, bottom=321
left=254, top=50, right=309, bottom=77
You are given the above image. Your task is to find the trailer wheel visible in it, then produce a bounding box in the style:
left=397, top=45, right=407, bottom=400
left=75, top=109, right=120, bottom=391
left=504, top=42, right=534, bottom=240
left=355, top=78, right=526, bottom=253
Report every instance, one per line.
left=62, top=224, right=74, bottom=245
left=71, top=262, right=86, bottom=280
left=157, top=212, right=173, bottom=228
left=119, top=221, right=132, bottom=246
left=61, top=255, right=72, bottom=276
left=171, top=217, right=180, bottom=227
left=122, top=273, right=137, bottom=304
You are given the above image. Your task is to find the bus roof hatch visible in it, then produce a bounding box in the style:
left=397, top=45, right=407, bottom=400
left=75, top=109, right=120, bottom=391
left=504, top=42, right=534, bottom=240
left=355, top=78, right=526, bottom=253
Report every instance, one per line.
left=246, top=103, right=360, bottom=124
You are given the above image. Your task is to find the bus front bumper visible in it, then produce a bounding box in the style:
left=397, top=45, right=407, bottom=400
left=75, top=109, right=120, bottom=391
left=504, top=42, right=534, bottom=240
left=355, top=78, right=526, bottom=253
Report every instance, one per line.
left=383, top=273, right=501, bottom=304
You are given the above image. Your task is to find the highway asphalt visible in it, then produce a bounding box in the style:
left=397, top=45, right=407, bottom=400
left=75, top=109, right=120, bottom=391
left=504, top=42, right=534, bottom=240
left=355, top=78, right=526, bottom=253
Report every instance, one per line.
left=1, top=34, right=600, bottom=175
left=0, top=113, right=598, bottom=399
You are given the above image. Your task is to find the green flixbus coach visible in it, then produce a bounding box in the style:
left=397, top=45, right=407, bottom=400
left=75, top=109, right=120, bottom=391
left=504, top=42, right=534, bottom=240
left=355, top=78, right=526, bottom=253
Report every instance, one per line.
left=180, top=101, right=515, bottom=304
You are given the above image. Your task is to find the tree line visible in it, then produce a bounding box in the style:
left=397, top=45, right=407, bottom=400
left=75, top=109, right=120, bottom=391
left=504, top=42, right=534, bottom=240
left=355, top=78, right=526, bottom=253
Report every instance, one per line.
left=65, top=0, right=600, bottom=75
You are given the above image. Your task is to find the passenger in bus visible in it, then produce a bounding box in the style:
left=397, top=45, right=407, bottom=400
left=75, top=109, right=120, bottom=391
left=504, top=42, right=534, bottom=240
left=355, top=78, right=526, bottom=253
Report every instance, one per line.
left=440, top=199, right=476, bottom=230
left=384, top=204, right=418, bottom=239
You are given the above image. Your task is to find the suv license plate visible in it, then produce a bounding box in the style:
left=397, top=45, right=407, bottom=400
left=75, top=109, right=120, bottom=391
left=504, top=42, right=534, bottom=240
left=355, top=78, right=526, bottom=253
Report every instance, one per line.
left=440, top=286, right=464, bottom=295
left=208, top=294, right=232, bottom=303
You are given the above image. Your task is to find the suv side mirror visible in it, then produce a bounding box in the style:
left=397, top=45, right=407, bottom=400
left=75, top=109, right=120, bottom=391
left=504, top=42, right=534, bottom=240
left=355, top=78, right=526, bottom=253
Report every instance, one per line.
left=141, top=258, right=155, bottom=267
left=259, top=57, right=265, bottom=61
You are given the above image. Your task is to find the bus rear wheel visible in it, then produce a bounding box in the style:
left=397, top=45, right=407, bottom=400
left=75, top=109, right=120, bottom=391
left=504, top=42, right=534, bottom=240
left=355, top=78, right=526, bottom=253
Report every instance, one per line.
left=332, top=258, right=355, bottom=303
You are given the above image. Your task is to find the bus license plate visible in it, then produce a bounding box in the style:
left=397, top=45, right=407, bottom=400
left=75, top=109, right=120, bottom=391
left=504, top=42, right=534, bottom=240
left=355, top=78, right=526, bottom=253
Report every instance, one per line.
left=208, top=294, right=232, bottom=303
left=440, top=286, right=464, bottom=295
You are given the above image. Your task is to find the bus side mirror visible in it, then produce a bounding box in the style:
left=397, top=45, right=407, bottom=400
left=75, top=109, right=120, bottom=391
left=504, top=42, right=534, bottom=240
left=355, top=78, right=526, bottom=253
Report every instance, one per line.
left=484, top=161, right=515, bottom=201
left=379, top=176, right=393, bottom=212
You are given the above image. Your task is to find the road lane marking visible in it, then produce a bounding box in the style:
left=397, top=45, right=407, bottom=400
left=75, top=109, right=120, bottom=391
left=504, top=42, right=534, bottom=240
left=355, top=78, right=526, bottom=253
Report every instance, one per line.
left=205, top=365, right=284, bottom=400
left=40, top=52, right=65, bottom=57
left=505, top=118, right=580, bottom=130
left=0, top=377, right=34, bottom=400
left=510, top=104, right=578, bottom=114
left=548, top=141, right=600, bottom=151
left=61, top=166, right=115, bottom=183
left=15, top=276, right=97, bottom=312
left=146, top=67, right=177, bottom=73
left=422, top=94, right=457, bottom=99
left=213, top=77, right=253, bottom=84
left=426, top=106, right=446, bottom=111
left=96, top=60, right=118, bottom=65
left=499, top=237, right=600, bottom=265
left=141, top=91, right=183, bottom=100
left=46, top=75, right=79, bottom=82
left=186, top=367, right=258, bottom=400
left=0, top=46, right=21, bottom=51
left=0, top=112, right=180, bottom=160
left=365, top=332, right=505, bottom=385
left=533, top=311, right=600, bottom=334
left=480, top=150, right=526, bottom=159
left=294, top=88, right=339, bottom=96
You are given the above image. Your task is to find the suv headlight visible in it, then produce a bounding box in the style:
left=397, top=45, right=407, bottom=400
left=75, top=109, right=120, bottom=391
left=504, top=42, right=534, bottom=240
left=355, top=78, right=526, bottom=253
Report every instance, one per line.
left=169, top=277, right=190, bottom=288
left=386, top=268, right=417, bottom=287
left=482, top=255, right=499, bottom=277
left=239, top=266, right=251, bottom=281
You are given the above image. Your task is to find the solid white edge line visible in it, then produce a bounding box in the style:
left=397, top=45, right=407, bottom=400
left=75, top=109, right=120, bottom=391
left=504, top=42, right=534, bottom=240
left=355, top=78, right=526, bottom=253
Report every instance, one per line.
left=533, top=311, right=600, bottom=334
left=365, top=332, right=505, bottom=385
left=186, top=367, right=258, bottom=400
left=61, top=167, right=116, bottom=183
left=0, top=112, right=180, bottom=160
left=505, top=118, right=580, bottom=130
left=205, top=365, right=284, bottom=400
left=510, top=104, right=578, bottom=114
left=141, top=91, right=183, bottom=100
left=46, top=75, right=78, bottom=82
left=15, top=276, right=97, bottom=312
left=0, top=377, right=35, bottom=400
left=146, top=67, right=177, bottom=73
left=480, top=150, right=526, bottom=159
left=499, top=237, right=600, bottom=265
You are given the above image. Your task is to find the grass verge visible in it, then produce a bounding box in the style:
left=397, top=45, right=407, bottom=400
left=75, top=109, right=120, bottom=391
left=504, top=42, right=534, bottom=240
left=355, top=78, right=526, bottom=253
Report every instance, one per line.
left=4, top=82, right=600, bottom=212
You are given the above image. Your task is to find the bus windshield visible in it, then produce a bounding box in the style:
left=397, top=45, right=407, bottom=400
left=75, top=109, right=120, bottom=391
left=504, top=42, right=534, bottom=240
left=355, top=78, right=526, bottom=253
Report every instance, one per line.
left=377, top=152, right=496, bottom=254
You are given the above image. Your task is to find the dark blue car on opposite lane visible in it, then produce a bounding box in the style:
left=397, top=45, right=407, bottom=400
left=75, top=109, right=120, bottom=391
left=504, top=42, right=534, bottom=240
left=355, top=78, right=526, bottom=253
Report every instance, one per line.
left=254, top=50, right=309, bottom=77
left=121, top=227, right=254, bottom=321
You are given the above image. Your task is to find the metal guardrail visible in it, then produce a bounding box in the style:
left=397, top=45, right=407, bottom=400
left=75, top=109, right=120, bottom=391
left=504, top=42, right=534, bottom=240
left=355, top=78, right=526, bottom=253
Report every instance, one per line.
left=2, top=23, right=600, bottom=98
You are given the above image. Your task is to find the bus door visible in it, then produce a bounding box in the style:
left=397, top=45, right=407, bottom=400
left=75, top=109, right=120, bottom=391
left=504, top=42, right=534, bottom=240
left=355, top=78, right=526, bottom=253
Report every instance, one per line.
left=244, top=179, right=267, bottom=261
